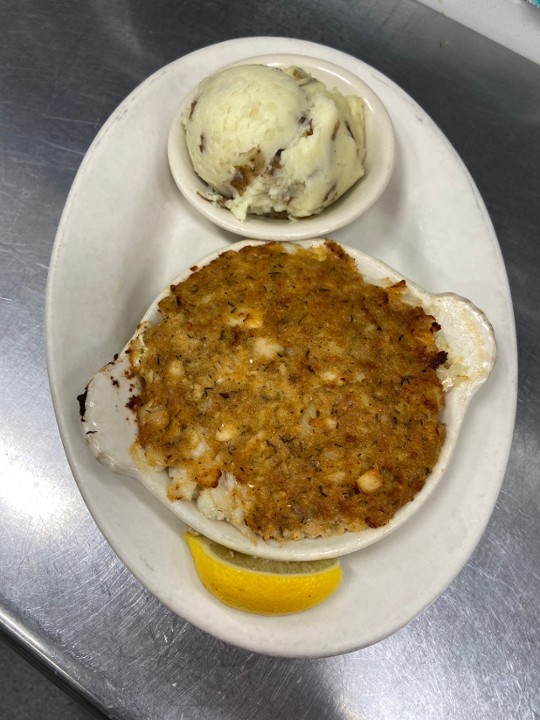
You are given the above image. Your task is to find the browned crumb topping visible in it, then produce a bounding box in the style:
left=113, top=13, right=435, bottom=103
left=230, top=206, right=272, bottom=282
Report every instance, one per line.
left=130, top=241, right=447, bottom=541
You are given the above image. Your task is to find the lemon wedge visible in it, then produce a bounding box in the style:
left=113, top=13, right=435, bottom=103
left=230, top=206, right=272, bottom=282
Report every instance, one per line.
left=185, top=532, right=342, bottom=615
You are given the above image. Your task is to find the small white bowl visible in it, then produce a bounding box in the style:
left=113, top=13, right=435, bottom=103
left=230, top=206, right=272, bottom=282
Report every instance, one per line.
left=167, top=54, right=395, bottom=241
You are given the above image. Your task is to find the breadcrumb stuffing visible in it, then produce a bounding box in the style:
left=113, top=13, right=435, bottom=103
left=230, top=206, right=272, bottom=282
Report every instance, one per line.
left=128, top=241, right=447, bottom=541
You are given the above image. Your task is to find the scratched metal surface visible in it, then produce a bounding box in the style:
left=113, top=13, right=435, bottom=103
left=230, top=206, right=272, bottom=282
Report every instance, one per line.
left=1, top=0, right=539, bottom=718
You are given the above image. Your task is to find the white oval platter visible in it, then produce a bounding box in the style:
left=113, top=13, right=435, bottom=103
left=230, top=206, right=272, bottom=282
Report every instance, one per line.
left=46, top=37, right=517, bottom=658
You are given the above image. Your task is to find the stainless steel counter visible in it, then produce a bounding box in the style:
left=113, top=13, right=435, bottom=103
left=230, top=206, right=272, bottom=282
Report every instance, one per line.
left=1, top=0, right=539, bottom=718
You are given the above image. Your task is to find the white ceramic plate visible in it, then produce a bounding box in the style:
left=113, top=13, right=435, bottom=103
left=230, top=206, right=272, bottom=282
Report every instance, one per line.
left=46, top=37, right=517, bottom=658
left=80, top=238, right=495, bottom=561
left=167, top=54, right=395, bottom=240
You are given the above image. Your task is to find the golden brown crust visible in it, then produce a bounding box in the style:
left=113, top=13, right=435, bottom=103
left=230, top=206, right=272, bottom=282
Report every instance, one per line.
left=131, top=241, right=446, bottom=540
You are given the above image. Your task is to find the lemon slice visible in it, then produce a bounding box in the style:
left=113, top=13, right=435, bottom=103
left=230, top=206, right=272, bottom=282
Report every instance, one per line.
left=185, top=532, right=342, bottom=615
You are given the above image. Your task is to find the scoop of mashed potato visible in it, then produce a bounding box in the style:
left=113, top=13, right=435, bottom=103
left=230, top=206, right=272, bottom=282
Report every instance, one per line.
left=182, top=64, right=365, bottom=220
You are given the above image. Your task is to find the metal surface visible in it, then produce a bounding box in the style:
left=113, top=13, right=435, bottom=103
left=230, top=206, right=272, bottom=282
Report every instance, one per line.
left=1, top=0, right=538, bottom=717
